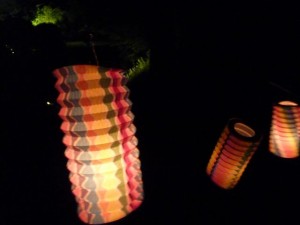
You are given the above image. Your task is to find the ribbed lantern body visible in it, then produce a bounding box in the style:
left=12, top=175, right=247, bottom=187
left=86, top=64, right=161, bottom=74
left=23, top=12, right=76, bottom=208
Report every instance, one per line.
left=53, top=65, right=143, bottom=224
left=269, top=101, right=300, bottom=158
left=206, top=119, right=261, bottom=189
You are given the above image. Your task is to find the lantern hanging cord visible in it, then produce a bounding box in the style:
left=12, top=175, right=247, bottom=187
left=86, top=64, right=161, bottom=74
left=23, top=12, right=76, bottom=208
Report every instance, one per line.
left=89, top=33, right=99, bottom=66
left=269, top=81, right=300, bottom=99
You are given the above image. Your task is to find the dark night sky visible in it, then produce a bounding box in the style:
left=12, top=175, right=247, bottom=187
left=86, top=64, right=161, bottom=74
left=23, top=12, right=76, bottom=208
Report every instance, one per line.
left=2, top=1, right=300, bottom=225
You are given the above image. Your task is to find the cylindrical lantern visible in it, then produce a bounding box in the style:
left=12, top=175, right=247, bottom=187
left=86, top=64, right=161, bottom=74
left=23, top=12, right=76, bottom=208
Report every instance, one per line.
left=53, top=65, right=144, bottom=224
left=269, top=100, right=300, bottom=158
left=206, top=118, right=261, bottom=190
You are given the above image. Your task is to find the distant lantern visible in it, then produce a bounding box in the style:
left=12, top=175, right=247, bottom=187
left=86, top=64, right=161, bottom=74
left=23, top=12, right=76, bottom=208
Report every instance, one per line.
left=269, top=100, right=300, bottom=158
left=53, top=65, right=144, bottom=224
left=206, top=118, right=261, bottom=190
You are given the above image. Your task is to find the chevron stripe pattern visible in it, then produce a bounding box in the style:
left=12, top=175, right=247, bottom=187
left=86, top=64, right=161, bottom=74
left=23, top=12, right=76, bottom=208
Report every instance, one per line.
left=269, top=101, right=300, bottom=158
left=53, top=65, right=143, bottom=224
left=206, top=118, right=261, bottom=189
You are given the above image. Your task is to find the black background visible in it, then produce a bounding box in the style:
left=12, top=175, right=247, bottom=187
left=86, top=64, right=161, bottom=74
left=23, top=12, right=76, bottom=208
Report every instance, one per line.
left=2, top=1, right=300, bottom=225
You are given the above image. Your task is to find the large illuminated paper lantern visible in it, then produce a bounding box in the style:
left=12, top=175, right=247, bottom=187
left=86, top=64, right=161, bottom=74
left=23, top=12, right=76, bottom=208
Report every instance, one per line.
left=206, top=118, right=261, bottom=189
left=269, top=100, right=300, bottom=158
left=53, top=65, right=143, bottom=224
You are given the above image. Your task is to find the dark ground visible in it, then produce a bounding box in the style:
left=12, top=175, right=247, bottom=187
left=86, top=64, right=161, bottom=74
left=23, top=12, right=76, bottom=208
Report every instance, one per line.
left=2, top=2, right=300, bottom=225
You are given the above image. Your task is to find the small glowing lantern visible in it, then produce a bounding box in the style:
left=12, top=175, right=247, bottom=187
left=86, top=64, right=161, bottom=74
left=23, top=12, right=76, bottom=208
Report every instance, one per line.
left=206, top=118, right=261, bottom=189
left=269, top=100, right=300, bottom=158
left=53, top=65, right=144, bottom=224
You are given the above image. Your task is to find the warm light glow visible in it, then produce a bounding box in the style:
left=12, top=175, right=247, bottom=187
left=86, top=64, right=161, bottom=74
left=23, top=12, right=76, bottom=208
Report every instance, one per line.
left=206, top=118, right=261, bottom=189
left=278, top=101, right=298, bottom=106
left=269, top=100, right=300, bottom=158
left=53, top=65, right=143, bottom=224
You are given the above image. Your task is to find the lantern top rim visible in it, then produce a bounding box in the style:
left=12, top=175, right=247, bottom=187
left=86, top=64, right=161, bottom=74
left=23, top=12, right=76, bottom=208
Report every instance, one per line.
left=278, top=100, right=298, bottom=107
left=52, top=64, right=124, bottom=74
left=234, top=122, right=255, bottom=137
left=227, top=118, right=261, bottom=143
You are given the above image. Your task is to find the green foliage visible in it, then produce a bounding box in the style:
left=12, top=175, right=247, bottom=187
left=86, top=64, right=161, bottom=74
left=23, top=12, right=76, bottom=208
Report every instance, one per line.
left=125, top=52, right=150, bottom=80
left=0, top=1, right=150, bottom=79
left=31, top=5, right=63, bottom=26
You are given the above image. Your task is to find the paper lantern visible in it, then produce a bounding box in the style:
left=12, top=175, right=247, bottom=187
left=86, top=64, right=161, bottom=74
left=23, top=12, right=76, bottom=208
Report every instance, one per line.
left=53, top=65, right=144, bottom=224
left=206, top=118, right=261, bottom=189
left=269, top=100, right=300, bottom=158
